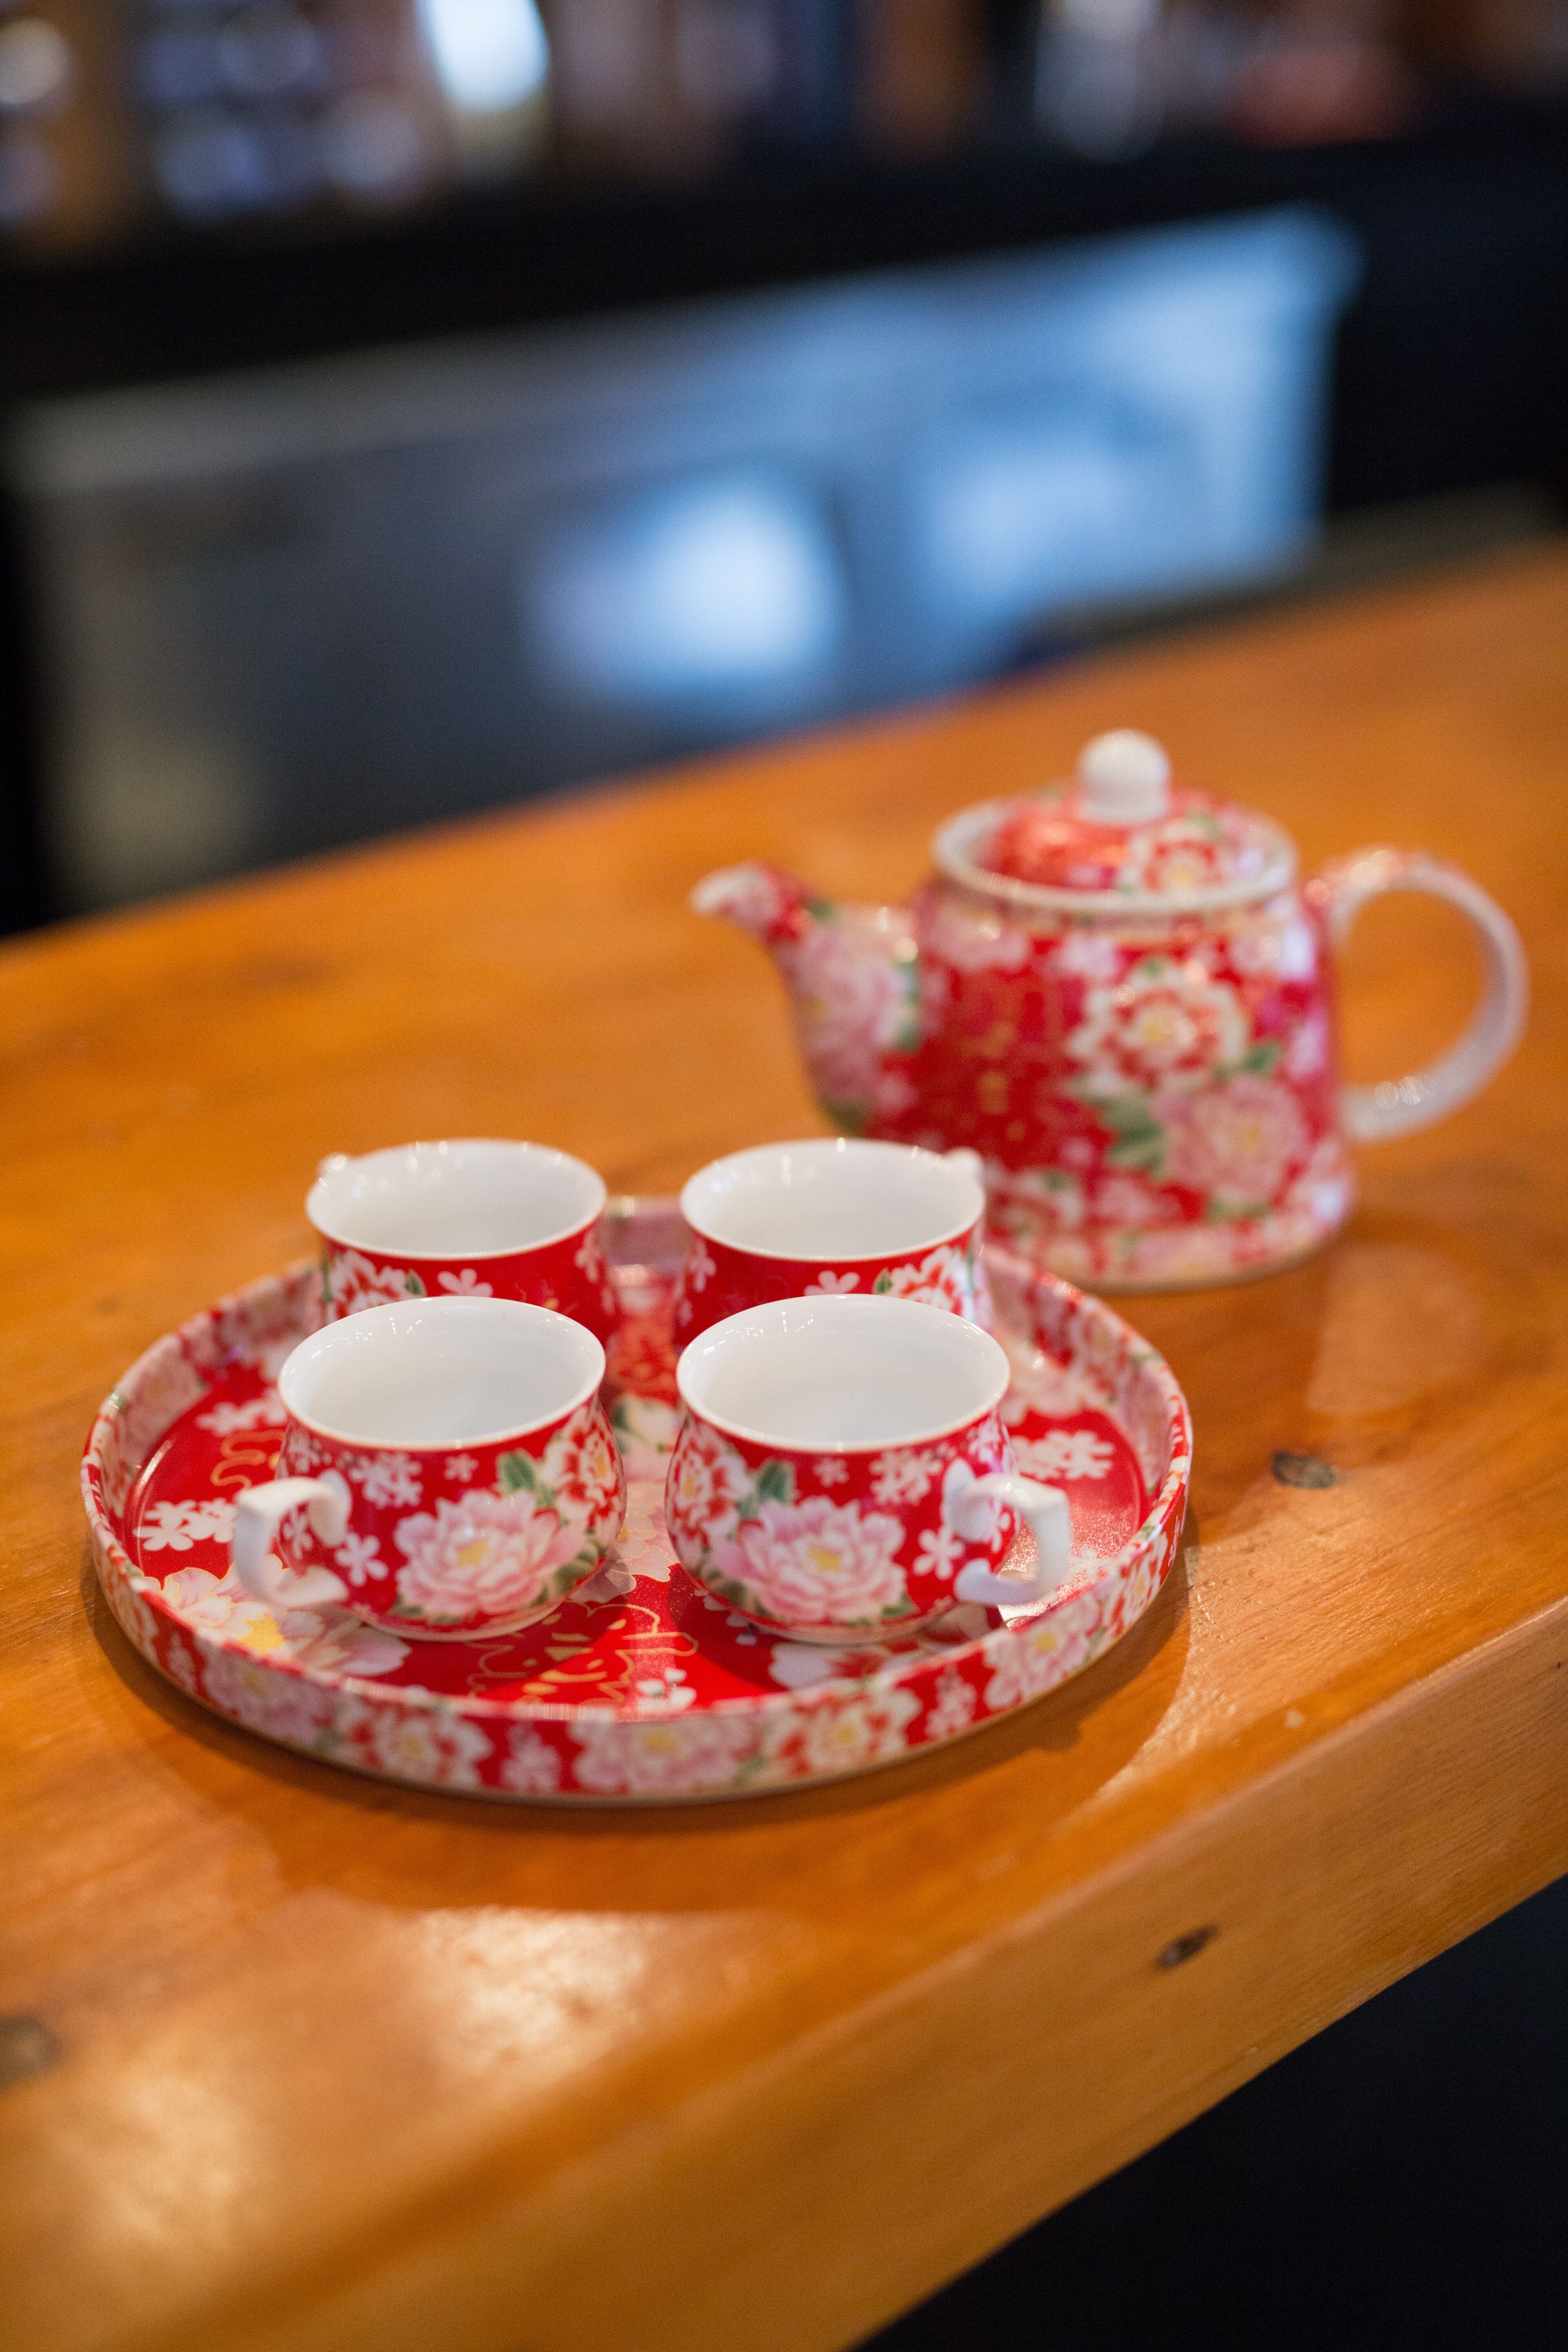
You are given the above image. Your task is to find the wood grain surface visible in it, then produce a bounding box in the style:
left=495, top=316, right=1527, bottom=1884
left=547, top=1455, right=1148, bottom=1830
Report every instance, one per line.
left=3, top=546, right=1567, bottom=2352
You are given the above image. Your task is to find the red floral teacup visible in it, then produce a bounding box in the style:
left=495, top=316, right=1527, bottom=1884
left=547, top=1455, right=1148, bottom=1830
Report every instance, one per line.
left=310, top=1139, right=620, bottom=1344
left=231, top=1296, right=626, bottom=1639
left=665, top=1293, right=1071, bottom=1642
left=671, top=1137, right=989, bottom=1346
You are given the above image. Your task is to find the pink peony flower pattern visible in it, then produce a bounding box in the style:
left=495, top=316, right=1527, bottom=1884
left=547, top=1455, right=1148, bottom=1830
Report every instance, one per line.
left=1158, top=1074, right=1307, bottom=1209
left=714, top=1494, right=909, bottom=1627
left=393, top=1490, right=583, bottom=1626
left=570, top=1713, right=762, bottom=1797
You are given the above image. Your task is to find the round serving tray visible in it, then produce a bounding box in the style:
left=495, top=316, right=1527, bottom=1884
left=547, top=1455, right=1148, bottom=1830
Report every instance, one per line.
left=81, top=1202, right=1191, bottom=1803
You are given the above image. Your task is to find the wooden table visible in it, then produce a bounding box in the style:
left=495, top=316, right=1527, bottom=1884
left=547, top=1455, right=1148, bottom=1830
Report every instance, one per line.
left=4, top=548, right=1567, bottom=2352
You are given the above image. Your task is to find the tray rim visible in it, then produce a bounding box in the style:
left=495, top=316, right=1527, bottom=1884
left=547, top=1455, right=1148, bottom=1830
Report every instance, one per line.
left=81, top=1212, right=1192, bottom=1800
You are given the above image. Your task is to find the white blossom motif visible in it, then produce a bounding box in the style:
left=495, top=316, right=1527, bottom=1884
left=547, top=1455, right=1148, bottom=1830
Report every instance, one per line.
left=633, top=1668, right=696, bottom=1711
left=437, top=1268, right=493, bottom=1297
left=326, top=1249, right=413, bottom=1316
left=443, top=1453, right=478, bottom=1486
left=136, top=1497, right=238, bottom=1552
left=811, top=1456, right=851, bottom=1486
left=394, top=1489, right=581, bottom=1626
left=1052, top=930, right=1124, bottom=984
left=685, top=1236, right=717, bottom=1294
left=570, top=1713, right=760, bottom=1796
left=1067, top=956, right=1248, bottom=1099
left=352, top=1452, right=424, bottom=1510
left=869, top=1446, right=944, bottom=1506
left=875, top=1245, right=970, bottom=1316
left=196, top=1392, right=285, bottom=1435
left=1284, top=1009, right=1329, bottom=1081
left=915, top=1523, right=964, bottom=1580
left=499, top=1726, right=564, bottom=1795
left=1010, top=1428, right=1116, bottom=1483
left=922, top=896, right=1032, bottom=973
left=163, top=1633, right=202, bottom=1695
left=333, top=1531, right=383, bottom=1587
left=924, top=1669, right=979, bottom=1740
left=713, top=1494, right=908, bottom=1626
left=803, top=1270, right=861, bottom=1295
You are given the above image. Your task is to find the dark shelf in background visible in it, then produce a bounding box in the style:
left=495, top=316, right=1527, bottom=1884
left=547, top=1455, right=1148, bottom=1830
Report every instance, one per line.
left=3, top=99, right=1565, bottom=935
left=2, top=100, right=1566, bottom=450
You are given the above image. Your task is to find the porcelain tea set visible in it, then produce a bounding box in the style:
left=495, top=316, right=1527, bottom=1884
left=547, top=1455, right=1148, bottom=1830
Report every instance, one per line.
left=219, top=728, right=1524, bottom=1670
left=695, top=728, right=1526, bottom=1290
left=229, top=1131, right=1070, bottom=1650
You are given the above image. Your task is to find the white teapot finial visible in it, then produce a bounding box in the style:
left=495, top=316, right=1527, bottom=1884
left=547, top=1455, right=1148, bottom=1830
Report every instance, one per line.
left=1077, top=729, right=1171, bottom=824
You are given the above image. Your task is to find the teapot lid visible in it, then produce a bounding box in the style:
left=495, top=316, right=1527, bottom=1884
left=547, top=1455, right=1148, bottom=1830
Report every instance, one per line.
left=935, top=731, right=1295, bottom=917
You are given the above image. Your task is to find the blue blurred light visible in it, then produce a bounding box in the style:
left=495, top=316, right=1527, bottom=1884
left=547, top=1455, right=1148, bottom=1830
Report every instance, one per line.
left=417, top=0, right=549, bottom=112
left=529, top=474, right=846, bottom=704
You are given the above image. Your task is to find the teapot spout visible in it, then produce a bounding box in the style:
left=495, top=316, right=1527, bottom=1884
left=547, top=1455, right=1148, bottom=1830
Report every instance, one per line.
left=691, top=863, right=922, bottom=1135
left=689, top=861, right=821, bottom=947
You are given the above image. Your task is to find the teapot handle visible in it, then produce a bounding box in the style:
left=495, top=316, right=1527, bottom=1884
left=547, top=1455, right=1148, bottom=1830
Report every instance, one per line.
left=1309, top=850, right=1527, bottom=1144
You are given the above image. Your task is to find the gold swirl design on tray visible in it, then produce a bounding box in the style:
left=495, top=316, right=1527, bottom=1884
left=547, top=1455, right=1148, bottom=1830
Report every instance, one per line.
left=466, top=1601, right=704, bottom=1702
left=209, top=1430, right=285, bottom=1492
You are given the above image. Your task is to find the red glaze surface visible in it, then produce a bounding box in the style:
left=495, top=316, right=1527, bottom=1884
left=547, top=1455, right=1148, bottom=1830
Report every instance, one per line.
left=670, top=1218, right=990, bottom=1345
left=319, top=1217, right=621, bottom=1344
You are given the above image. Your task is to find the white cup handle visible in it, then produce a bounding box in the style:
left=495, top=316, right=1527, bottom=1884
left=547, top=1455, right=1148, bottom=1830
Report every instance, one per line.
left=233, top=1477, right=352, bottom=1614
left=1314, top=849, right=1528, bottom=1144
left=951, top=1472, right=1074, bottom=1607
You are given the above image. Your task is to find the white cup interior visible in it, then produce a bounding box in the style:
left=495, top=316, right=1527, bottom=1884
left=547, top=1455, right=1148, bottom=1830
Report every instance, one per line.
left=280, top=1297, right=604, bottom=1448
left=681, top=1138, right=981, bottom=1261
left=307, top=1139, right=606, bottom=1258
left=677, top=1294, right=1008, bottom=1450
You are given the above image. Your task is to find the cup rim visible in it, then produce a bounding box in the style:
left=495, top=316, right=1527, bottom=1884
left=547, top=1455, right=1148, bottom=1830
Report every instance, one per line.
left=307, top=1138, right=608, bottom=1261
left=278, top=1295, right=606, bottom=1452
left=675, top=1292, right=1009, bottom=1454
left=679, top=1137, right=982, bottom=1264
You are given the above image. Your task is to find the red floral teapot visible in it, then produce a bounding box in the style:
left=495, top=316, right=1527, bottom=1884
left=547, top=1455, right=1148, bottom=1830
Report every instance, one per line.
left=693, top=731, right=1526, bottom=1290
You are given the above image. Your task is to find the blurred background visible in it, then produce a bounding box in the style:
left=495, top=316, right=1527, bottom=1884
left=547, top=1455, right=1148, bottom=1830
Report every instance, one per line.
left=0, top=0, right=1564, bottom=931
